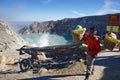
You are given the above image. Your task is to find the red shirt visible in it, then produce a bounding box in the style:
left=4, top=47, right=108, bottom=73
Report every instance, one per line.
left=83, top=34, right=101, bottom=57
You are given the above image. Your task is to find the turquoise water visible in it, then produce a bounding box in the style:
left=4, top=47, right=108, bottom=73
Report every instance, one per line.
left=20, top=33, right=72, bottom=47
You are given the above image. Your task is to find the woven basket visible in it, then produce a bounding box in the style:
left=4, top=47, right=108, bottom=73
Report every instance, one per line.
left=72, top=29, right=85, bottom=43
left=72, top=32, right=80, bottom=43
left=103, top=38, right=116, bottom=51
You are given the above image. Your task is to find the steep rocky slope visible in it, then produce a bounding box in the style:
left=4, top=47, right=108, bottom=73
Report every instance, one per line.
left=0, top=20, right=26, bottom=52
left=19, top=16, right=107, bottom=36
left=19, top=13, right=120, bottom=38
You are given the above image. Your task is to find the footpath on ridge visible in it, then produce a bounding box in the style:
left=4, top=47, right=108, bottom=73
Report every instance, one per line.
left=42, top=48, right=120, bottom=80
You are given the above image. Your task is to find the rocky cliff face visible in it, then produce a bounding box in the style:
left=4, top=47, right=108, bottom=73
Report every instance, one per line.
left=0, top=20, right=26, bottom=52
left=19, top=14, right=120, bottom=38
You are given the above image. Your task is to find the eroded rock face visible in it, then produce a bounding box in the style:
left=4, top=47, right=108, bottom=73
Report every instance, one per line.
left=19, top=14, right=120, bottom=39
left=19, top=16, right=108, bottom=35
left=0, top=20, right=27, bottom=51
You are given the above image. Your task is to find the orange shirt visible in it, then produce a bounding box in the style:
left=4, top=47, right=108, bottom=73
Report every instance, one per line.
left=83, top=34, right=101, bottom=57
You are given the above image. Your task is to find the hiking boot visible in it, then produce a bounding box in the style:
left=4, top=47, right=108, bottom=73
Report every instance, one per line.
left=84, top=72, right=90, bottom=80
left=91, top=66, right=94, bottom=75
left=91, top=71, right=94, bottom=75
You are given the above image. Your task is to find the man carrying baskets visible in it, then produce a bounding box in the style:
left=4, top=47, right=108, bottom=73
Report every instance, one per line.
left=82, top=27, right=101, bottom=80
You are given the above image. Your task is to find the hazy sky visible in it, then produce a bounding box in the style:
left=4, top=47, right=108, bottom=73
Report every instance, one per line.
left=0, top=0, right=120, bottom=21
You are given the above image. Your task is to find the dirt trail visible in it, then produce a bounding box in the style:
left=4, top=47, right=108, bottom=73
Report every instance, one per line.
left=47, top=48, right=120, bottom=80
left=45, top=48, right=120, bottom=80
left=89, top=48, right=120, bottom=80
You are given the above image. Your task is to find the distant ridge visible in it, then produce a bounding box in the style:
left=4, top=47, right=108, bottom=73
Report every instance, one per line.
left=19, top=13, right=120, bottom=38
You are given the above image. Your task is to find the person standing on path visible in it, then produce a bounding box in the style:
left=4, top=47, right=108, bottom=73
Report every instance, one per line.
left=82, top=27, right=101, bottom=80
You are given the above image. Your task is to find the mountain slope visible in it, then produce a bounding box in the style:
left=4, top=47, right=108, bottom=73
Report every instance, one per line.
left=19, top=13, right=120, bottom=38
left=0, top=20, right=26, bottom=51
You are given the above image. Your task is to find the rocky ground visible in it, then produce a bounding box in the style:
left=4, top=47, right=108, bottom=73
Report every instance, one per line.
left=0, top=20, right=120, bottom=80
left=0, top=48, right=120, bottom=80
